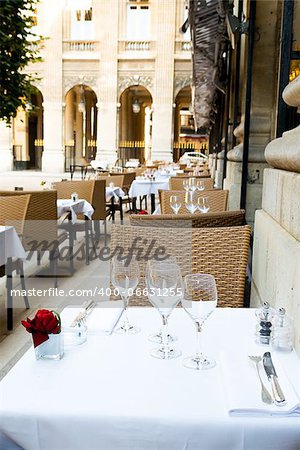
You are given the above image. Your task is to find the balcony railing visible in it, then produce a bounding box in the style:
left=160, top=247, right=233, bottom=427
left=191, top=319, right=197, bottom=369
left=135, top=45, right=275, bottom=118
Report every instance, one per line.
left=118, top=40, right=155, bottom=53
left=175, top=40, right=192, bottom=53
left=63, top=40, right=99, bottom=52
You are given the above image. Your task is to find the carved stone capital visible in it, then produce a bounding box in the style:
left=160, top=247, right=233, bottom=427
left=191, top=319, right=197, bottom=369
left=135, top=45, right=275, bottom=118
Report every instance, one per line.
left=64, top=75, right=99, bottom=97
left=174, top=74, right=192, bottom=97
left=118, top=75, right=154, bottom=97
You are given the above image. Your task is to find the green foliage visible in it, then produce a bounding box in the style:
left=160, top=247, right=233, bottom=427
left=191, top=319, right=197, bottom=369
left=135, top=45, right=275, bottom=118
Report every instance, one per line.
left=0, top=0, right=42, bottom=124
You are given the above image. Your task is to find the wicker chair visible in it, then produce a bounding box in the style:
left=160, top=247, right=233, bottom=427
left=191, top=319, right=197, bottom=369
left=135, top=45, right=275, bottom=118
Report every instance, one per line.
left=159, top=189, right=228, bottom=214
left=129, top=210, right=246, bottom=228
left=110, top=224, right=251, bottom=307
left=169, top=177, right=214, bottom=190
left=0, top=194, right=31, bottom=330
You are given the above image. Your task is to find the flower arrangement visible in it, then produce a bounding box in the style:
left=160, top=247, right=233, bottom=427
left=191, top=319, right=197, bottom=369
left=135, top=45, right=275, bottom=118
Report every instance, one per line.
left=22, top=309, right=61, bottom=348
left=138, top=210, right=148, bottom=215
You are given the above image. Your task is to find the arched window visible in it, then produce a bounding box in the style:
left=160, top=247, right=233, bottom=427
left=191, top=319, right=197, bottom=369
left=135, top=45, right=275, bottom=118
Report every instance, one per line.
left=126, top=0, right=150, bottom=40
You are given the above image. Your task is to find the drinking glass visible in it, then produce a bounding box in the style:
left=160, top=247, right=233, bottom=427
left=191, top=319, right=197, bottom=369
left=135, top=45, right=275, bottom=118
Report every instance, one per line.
left=170, top=195, right=181, bottom=215
left=183, top=179, right=190, bottom=191
left=185, top=192, right=198, bottom=214
left=182, top=273, right=218, bottom=370
left=188, top=178, right=197, bottom=193
left=111, top=257, right=140, bottom=334
left=196, top=180, right=205, bottom=191
left=146, top=261, right=183, bottom=359
left=198, top=196, right=210, bottom=213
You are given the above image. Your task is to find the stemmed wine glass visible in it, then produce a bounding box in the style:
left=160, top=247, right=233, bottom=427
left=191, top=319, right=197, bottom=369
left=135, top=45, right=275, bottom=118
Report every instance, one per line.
left=188, top=178, right=197, bottom=193
left=111, top=257, right=140, bottom=334
left=183, top=179, right=190, bottom=191
left=185, top=192, right=197, bottom=214
left=170, top=195, right=181, bottom=215
left=146, top=261, right=183, bottom=359
left=182, top=273, right=218, bottom=370
left=196, top=180, right=205, bottom=191
left=198, top=196, right=210, bottom=213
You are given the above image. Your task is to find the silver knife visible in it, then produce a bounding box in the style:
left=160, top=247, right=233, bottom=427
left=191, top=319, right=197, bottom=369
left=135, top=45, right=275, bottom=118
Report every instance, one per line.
left=263, top=352, right=286, bottom=406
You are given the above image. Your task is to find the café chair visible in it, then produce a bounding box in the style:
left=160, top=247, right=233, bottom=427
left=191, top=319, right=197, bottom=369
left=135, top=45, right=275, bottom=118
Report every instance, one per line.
left=159, top=189, right=229, bottom=214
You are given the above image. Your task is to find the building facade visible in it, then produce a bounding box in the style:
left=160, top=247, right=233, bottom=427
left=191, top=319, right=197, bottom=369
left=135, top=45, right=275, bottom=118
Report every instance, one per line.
left=0, top=0, right=195, bottom=173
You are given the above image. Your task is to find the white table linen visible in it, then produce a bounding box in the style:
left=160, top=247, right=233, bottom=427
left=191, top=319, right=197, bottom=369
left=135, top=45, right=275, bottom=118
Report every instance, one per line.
left=105, top=186, right=125, bottom=201
left=0, top=226, right=26, bottom=266
left=57, top=199, right=94, bottom=224
left=0, top=308, right=300, bottom=450
left=129, top=179, right=169, bottom=198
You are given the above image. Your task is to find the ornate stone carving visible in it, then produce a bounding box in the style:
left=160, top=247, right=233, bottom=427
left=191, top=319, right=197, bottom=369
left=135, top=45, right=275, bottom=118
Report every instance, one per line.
left=64, top=75, right=98, bottom=95
left=174, top=74, right=192, bottom=97
left=118, top=75, right=153, bottom=96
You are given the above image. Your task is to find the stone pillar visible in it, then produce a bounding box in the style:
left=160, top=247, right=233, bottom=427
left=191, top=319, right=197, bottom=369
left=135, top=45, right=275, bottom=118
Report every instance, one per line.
left=214, top=150, right=224, bottom=189
left=151, top=0, right=176, bottom=162
left=94, top=0, right=119, bottom=165
left=41, top=0, right=64, bottom=173
left=65, top=91, right=74, bottom=144
left=251, top=75, right=300, bottom=356
left=0, top=121, right=13, bottom=171
left=224, top=0, right=280, bottom=223
left=75, top=91, right=84, bottom=164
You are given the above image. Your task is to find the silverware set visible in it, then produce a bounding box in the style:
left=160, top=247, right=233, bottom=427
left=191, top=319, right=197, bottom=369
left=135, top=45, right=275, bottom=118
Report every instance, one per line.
left=248, top=352, right=286, bottom=406
left=70, top=299, right=96, bottom=327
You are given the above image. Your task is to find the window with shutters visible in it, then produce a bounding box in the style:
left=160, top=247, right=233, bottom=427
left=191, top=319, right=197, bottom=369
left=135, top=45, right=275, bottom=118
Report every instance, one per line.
left=126, top=1, right=150, bottom=40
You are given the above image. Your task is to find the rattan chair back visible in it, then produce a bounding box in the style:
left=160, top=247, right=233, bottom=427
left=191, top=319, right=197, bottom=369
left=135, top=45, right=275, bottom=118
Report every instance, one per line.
left=169, top=177, right=214, bottom=190
left=129, top=210, right=246, bottom=228
left=122, top=172, right=136, bottom=193
left=0, top=194, right=31, bottom=236
left=160, top=189, right=228, bottom=214
left=110, top=224, right=251, bottom=307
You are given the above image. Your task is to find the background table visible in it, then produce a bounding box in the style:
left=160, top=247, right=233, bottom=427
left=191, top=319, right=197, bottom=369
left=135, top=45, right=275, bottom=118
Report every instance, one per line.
left=0, top=308, right=300, bottom=450
left=129, top=179, right=169, bottom=213
left=0, top=226, right=26, bottom=266
left=57, top=199, right=94, bottom=224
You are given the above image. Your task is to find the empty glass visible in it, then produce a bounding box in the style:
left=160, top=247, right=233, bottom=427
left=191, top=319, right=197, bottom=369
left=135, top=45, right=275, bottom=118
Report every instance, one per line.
left=111, top=257, right=140, bottom=334
left=196, top=180, right=205, bottom=191
left=188, top=178, right=197, bottom=192
left=185, top=192, right=198, bottom=214
left=198, top=196, right=210, bottom=213
left=183, top=179, right=190, bottom=191
left=182, top=273, right=218, bottom=370
left=170, top=195, right=181, bottom=215
left=146, top=261, right=183, bottom=359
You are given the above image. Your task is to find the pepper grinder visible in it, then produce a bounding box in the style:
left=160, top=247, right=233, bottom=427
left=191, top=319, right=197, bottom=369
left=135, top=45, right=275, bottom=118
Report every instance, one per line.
left=271, top=308, right=294, bottom=352
left=255, top=302, right=274, bottom=345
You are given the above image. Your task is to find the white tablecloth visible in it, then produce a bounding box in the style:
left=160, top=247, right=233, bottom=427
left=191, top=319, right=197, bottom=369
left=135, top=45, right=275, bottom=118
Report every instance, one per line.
left=0, top=308, right=300, bottom=450
left=57, top=199, right=94, bottom=224
left=0, top=226, right=26, bottom=266
left=105, top=186, right=125, bottom=201
left=129, top=179, right=169, bottom=198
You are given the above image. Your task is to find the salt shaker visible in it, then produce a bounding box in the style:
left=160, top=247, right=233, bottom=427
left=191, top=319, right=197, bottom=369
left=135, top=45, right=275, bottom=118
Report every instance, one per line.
left=271, top=308, right=294, bottom=352
left=255, top=302, right=274, bottom=345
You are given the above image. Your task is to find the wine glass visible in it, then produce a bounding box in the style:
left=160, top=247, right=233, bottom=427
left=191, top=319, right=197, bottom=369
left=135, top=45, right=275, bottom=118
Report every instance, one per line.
left=188, top=178, right=197, bottom=193
left=196, top=180, right=205, bottom=191
left=183, top=179, right=190, bottom=191
left=146, top=261, right=183, bottom=359
left=198, top=196, right=210, bottom=213
left=182, top=273, right=218, bottom=370
left=111, top=257, right=140, bottom=334
left=185, top=192, right=197, bottom=214
left=170, top=195, right=181, bottom=215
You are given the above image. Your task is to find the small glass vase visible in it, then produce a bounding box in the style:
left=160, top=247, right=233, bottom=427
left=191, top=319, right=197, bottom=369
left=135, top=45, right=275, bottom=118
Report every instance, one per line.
left=35, top=333, right=64, bottom=360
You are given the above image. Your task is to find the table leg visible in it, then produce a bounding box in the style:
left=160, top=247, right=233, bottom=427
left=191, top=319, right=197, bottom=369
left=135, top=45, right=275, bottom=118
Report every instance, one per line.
left=132, top=197, right=137, bottom=214
left=6, top=257, right=13, bottom=331
left=150, top=193, right=156, bottom=214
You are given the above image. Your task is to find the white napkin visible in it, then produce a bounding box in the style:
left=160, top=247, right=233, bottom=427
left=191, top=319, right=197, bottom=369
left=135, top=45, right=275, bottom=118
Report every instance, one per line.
left=220, top=352, right=300, bottom=416
left=61, top=301, right=123, bottom=335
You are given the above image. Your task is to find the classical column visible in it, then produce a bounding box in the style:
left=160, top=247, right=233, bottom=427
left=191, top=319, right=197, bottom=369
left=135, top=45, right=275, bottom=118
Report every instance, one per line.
left=41, top=0, right=64, bottom=173
left=0, top=121, right=13, bottom=171
left=151, top=0, right=176, bottom=162
left=65, top=91, right=74, bottom=144
left=75, top=91, right=84, bottom=164
left=94, top=0, right=119, bottom=165
left=223, top=0, right=280, bottom=224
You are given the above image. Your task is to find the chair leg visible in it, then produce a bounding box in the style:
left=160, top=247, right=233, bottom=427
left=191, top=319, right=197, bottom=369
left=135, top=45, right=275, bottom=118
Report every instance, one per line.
left=19, top=261, right=29, bottom=309
left=84, top=220, right=90, bottom=265
left=6, top=257, right=13, bottom=331
left=119, top=198, right=124, bottom=224
left=94, top=220, right=101, bottom=241
left=104, top=220, right=107, bottom=247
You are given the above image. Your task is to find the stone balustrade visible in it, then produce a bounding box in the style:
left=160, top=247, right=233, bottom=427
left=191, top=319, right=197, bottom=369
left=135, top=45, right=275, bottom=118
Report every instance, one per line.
left=124, top=41, right=151, bottom=51
left=63, top=41, right=98, bottom=52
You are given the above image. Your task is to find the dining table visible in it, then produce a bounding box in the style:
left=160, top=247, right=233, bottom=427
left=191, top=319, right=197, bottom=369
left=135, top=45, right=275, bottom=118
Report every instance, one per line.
left=129, top=178, right=170, bottom=213
left=0, top=307, right=300, bottom=450
left=56, top=199, right=94, bottom=224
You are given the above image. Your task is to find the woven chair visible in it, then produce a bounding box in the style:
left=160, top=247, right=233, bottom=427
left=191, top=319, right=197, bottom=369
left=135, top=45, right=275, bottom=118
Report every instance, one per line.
left=0, top=194, right=31, bottom=330
left=110, top=224, right=251, bottom=307
left=53, top=180, right=102, bottom=263
left=129, top=210, right=246, bottom=228
left=169, top=177, right=214, bottom=190
left=159, top=189, right=228, bottom=214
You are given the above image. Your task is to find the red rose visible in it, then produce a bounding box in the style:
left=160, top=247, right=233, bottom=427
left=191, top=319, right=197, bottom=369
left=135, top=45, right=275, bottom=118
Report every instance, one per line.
left=21, top=309, right=61, bottom=348
left=138, top=210, right=148, bottom=215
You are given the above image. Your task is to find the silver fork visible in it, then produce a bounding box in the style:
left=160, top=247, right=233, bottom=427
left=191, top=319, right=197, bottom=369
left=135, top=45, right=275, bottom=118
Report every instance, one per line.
left=248, top=355, right=273, bottom=405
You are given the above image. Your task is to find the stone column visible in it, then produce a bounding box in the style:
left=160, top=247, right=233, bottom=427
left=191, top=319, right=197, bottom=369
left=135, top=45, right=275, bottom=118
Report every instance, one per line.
left=0, top=121, right=13, bottom=171
left=41, top=0, right=64, bottom=173
left=65, top=91, right=74, bottom=144
left=151, top=0, right=176, bottom=162
left=224, top=0, right=280, bottom=224
left=251, top=74, right=300, bottom=356
left=94, top=0, right=119, bottom=165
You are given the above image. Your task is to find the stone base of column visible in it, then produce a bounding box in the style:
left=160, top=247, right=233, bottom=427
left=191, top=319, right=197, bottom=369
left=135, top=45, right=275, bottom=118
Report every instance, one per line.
left=42, top=150, right=65, bottom=173
left=0, top=150, right=13, bottom=171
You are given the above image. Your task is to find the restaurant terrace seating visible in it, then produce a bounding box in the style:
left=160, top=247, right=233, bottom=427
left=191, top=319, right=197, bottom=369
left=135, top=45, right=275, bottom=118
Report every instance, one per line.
left=159, top=189, right=229, bottom=214
left=169, top=176, right=214, bottom=190
left=110, top=224, right=251, bottom=308
left=129, top=209, right=246, bottom=228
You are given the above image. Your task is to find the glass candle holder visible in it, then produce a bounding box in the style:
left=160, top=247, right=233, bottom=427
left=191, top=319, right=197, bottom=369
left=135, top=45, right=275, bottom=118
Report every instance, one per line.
left=35, top=333, right=64, bottom=360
